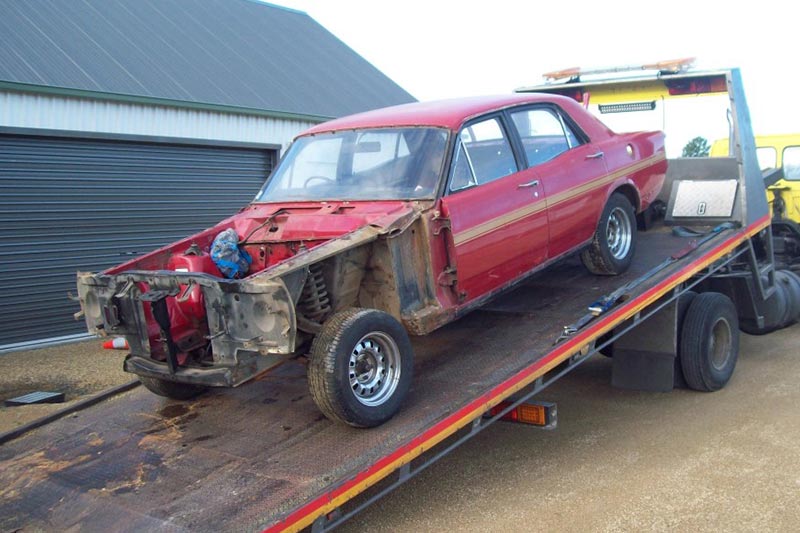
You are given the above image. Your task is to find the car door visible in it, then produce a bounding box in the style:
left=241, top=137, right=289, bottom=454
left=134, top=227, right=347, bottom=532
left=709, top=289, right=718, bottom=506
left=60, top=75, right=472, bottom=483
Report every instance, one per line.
left=508, top=106, right=609, bottom=258
left=439, top=115, right=548, bottom=300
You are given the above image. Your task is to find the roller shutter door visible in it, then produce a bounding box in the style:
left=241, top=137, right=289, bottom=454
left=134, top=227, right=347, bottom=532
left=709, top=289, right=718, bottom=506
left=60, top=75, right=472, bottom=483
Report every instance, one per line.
left=0, top=133, right=275, bottom=350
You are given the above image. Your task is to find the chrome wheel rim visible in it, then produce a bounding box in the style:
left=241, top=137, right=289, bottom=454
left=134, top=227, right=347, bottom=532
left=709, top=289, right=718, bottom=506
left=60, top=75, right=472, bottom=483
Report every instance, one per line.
left=348, top=331, right=401, bottom=407
left=709, top=317, right=732, bottom=370
left=606, top=206, right=632, bottom=260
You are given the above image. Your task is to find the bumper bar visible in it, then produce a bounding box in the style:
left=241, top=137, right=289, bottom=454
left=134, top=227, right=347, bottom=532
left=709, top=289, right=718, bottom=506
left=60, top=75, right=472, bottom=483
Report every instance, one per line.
left=77, top=269, right=298, bottom=386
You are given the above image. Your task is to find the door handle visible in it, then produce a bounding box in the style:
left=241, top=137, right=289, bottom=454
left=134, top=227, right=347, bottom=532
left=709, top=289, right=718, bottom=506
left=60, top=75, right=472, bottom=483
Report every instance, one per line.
left=586, top=152, right=604, bottom=160
left=517, top=180, right=540, bottom=188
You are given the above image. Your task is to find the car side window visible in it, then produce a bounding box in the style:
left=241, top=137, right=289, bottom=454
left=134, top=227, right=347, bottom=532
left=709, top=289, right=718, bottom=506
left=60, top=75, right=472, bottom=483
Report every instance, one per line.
left=510, top=108, right=583, bottom=167
left=449, top=117, right=517, bottom=191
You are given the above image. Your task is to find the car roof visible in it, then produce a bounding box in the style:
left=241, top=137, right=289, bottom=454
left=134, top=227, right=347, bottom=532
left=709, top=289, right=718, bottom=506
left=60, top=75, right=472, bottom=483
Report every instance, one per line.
left=302, top=93, right=570, bottom=135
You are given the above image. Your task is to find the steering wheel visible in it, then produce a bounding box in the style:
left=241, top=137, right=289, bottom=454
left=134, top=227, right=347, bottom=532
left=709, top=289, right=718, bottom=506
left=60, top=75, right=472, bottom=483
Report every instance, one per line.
left=304, top=176, right=334, bottom=188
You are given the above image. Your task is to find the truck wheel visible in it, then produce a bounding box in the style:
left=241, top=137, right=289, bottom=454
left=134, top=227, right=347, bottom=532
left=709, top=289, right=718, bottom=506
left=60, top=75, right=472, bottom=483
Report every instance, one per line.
left=308, top=308, right=413, bottom=428
left=138, top=376, right=207, bottom=400
left=582, top=193, right=637, bottom=276
left=679, top=292, right=739, bottom=392
left=740, top=270, right=800, bottom=335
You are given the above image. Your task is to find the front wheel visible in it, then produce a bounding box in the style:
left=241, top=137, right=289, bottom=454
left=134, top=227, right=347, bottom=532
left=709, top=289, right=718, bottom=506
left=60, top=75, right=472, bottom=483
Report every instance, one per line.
left=582, top=192, right=637, bottom=275
left=308, top=308, right=413, bottom=428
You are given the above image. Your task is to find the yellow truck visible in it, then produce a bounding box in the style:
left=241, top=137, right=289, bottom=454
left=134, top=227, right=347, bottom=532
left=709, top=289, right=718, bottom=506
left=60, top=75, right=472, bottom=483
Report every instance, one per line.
left=711, top=134, right=800, bottom=223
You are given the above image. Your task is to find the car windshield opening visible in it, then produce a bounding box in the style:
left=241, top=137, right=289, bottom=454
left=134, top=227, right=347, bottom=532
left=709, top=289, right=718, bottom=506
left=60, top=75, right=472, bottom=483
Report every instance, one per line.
left=256, top=127, right=449, bottom=202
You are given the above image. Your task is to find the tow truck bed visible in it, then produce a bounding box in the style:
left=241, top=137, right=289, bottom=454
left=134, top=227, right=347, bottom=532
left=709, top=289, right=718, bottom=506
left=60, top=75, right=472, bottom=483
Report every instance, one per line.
left=0, top=221, right=765, bottom=532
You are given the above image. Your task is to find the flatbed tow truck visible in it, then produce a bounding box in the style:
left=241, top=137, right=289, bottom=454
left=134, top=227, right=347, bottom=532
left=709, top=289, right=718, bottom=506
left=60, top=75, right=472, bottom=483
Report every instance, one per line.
left=2, top=66, right=797, bottom=532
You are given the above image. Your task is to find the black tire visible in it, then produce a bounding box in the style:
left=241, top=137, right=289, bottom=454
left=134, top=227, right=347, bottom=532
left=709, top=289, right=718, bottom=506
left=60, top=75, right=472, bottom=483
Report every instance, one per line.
left=138, top=376, right=207, bottom=400
left=581, top=193, right=637, bottom=276
left=308, top=308, right=413, bottom=428
left=739, top=278, right=788, bottom=336
left=679, top=292, right=739, bottom=392
left=739, top=270, right=800, bottom=335
left=780, top=269, right=800, bottom=327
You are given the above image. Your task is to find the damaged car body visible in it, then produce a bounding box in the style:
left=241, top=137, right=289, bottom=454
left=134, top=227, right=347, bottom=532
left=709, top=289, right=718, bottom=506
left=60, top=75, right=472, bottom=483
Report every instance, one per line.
left=77, top=94, right=666, bottom=427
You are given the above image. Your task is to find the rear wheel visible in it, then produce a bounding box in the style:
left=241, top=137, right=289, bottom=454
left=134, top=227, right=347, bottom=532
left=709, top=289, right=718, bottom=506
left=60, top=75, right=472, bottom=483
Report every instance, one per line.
left=740, top=270, right=800, bottom=335
left=308, top=308, right=413, bottom=428
left=679, top=292, right=739, bottom=392
left=582, top=193, right=637, bottom=275
left=138, top=376, right=207, bottom=400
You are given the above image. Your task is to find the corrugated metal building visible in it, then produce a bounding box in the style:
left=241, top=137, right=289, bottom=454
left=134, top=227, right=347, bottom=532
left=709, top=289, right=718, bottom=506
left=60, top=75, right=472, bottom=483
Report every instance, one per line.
left=0, top=0, right=415, bottom=351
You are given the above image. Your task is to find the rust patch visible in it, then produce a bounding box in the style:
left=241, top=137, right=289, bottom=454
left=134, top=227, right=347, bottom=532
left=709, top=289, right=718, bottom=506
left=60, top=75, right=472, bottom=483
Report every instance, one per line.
left=81, top=403, right=211, bottom=495
left=86, top=432, right=104, bottom=447
left=97, top=462, right=148, bottom=495
left=403, top=305, right=454, bottom=336
left=0, top=450, right=92, bottom=500
left=137, top=411, right=184, bottom=448
left=158, top=403, right=189, bottom=418
left=136, top=401, right=203, bottom=455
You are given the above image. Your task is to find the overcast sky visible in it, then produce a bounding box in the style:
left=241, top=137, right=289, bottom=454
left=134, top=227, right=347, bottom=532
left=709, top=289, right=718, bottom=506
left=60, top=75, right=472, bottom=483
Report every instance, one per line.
left=273, top=0, right=796, bottom=138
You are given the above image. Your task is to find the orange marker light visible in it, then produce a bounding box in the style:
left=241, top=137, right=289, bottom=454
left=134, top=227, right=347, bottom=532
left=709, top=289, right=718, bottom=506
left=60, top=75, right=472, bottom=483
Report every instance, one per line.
left=487, top=401, right=556, bottom=427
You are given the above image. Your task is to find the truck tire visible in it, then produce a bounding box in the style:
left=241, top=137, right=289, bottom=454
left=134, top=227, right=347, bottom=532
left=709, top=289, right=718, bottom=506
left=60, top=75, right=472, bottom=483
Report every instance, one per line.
left=679, top=292, right=739, bottom=392
left=138, top=376, right=207, bottom=400
left=740, top=270, right=800, bottom=335
left=308, top=308, right=413, bottom=428
left=582, top=193, right=637, bottom=276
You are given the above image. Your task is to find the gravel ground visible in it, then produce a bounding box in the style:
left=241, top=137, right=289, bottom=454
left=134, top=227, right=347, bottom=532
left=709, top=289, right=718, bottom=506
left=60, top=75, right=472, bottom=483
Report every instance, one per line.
left=0, top=339, right=131, bottom=433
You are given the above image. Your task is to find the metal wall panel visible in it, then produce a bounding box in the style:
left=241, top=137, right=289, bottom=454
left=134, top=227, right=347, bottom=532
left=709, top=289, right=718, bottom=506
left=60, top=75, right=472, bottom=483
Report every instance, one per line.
left=0, top=133, right=276, bottom=349
left=0, top=90, right=318, bottom=153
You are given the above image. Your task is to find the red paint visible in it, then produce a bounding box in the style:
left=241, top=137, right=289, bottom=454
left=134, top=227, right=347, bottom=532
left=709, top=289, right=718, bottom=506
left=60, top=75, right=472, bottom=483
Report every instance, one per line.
left=103, top=94, right=666, bottom=375
left=106, top=201, right=412, bottom=358
left=106, top=201, right=412, bottom=275
left=440, top=166, right=548, bottom=298
left=303, top=94, right=615, bottom=136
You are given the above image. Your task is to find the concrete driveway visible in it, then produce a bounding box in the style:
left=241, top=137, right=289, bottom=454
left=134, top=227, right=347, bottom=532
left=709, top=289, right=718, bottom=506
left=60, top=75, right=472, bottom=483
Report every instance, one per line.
left=0, top=341, right=127, bottom=433
left=341, top=326, right=800, bottom=532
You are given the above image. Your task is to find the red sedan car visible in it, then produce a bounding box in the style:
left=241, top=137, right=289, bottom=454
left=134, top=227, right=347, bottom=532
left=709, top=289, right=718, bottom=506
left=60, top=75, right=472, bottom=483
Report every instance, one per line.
left=77, top=94, right=666, bottom=427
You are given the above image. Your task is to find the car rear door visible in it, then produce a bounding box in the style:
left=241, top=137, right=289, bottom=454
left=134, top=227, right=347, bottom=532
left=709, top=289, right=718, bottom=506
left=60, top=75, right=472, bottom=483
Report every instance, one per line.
left=507, top=106, right=609, bottom=258
left=439, top=115, right=548, bottom=301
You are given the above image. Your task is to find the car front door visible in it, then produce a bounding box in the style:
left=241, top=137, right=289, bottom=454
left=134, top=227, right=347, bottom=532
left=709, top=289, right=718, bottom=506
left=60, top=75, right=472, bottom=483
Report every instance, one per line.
left=508, top=106, right=609, bottom=258
left=439, top=115, right=549, bottom=301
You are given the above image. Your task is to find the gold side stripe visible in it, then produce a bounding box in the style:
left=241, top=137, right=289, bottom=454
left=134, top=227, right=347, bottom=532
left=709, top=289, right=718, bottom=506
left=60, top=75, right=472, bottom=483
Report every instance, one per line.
left=547, top=153, right=665, bottom=207
left=452, top=152, right=665, bottom=246
left=454, top=202, right=546, bottom=245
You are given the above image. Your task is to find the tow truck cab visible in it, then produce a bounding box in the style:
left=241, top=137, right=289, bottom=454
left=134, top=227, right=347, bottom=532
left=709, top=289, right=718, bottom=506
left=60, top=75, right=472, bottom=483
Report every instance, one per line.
left=711, top=134, right=800, bottom=225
